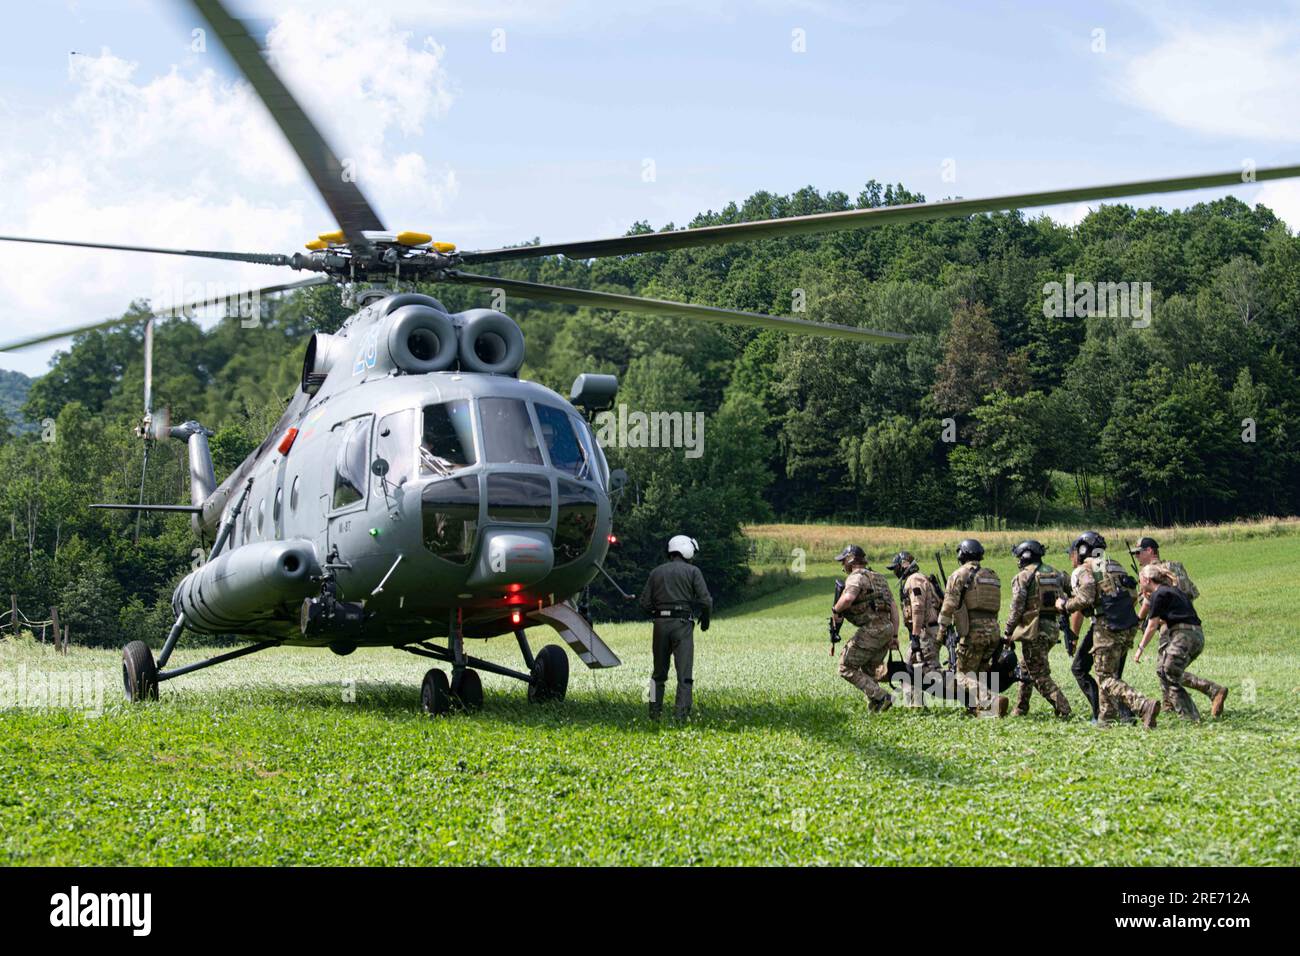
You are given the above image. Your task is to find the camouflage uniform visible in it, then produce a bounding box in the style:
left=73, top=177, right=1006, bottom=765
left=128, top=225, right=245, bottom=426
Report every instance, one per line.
left=938, top=562, right=1004, bottom=712
left=1004, top=562, right=1071, bottom=718
left=1065, top=557, right=1155, bottom=726
left=899, top=569, right=942, bottom=707
left=1141, top=560, right=1225, bottom=714
left=837, top=566, right=898, bottom=709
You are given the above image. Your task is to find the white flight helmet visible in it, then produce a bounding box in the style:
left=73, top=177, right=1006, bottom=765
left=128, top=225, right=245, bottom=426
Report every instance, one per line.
left=667, top=534, right=699, bottom=560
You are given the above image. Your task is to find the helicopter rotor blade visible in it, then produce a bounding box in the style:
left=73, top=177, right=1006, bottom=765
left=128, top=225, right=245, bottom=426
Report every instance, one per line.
left=0, top=275, right=331, bottom=352
left=142, top=318, right=154, bottom=417
left=0, top=234, right=293, bottom=265
left=444, top=271, right=912, bottom=344
left=458, top=163, right=1300, bottom=264
left=184, top=0, right=386, bottom=247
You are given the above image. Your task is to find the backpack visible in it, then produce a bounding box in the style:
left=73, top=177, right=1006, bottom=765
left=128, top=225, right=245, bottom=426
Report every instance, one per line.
left=1035, top=565, right=1066, bottom=612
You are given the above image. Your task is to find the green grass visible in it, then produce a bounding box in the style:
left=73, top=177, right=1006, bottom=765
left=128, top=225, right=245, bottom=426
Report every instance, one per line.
left=2, top=532, right=1298, bottom=865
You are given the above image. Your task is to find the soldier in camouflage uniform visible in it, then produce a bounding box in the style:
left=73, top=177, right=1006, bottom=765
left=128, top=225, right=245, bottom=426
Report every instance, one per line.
left=937, top=539, right=1010, bottom=717
left=1131, top=537, right=1228, bottom=718
left=832, top=545, right=899, bottom=713
left=1057, top=532, right=1159, bottom=729
left=887, top=551, right=943, bottom=707
left=1003, top=540, right=1071, bottom=718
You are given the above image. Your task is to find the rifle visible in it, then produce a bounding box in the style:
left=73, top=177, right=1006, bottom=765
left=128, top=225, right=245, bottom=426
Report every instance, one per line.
left=934, top=552, right=960, bottom=670
left=1124, top=539, right=1141, bottom=579
left=828, top=579, right=845, bottom=656
left=1059, top=572, right=1077, bottom=656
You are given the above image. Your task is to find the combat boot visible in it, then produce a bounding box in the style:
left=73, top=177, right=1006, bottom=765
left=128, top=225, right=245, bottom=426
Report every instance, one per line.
left=871, top=694, right=893, bottom=714
left=1048, top=689, right=1072, bottom=719
left=1211, top=686, right=1229, bottom=718
left=1141, top=699, right=1160, bottom=729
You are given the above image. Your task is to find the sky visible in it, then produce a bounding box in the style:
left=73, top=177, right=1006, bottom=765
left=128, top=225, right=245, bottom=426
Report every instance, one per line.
left=2, top=0, right=1300, bottom=376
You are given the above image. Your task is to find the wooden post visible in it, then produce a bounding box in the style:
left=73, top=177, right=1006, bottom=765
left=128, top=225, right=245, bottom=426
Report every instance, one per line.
left=49, top=606, right=60, bottom=650
left=8, top=594, right=16, bottom=635
left=62, top=626, right=70, bottom=655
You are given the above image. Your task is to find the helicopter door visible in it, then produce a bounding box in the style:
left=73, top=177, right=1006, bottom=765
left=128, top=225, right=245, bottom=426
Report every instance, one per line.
left=325, top=414, right=374, bottom=555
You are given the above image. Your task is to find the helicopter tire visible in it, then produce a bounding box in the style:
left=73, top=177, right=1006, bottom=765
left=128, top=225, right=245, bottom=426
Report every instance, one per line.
left=527, top=644, right=569, bottom=703
left=122, top=640, right=159, bottom=702
left=451, top=668, right=483, bottom=713
left=421, top=668, right=452, bottom=716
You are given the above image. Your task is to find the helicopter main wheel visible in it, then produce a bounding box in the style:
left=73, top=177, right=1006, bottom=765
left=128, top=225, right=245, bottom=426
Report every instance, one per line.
left=122, top=640, right=159, bottom=702
left=421, top=668, right=452, bottom=716
left=527, top=644, right=569, bottom=703
left=451, top=668, right=483, bottom=713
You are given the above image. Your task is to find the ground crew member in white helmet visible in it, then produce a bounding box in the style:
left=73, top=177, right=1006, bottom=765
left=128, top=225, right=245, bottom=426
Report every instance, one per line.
left=638, top=534, right=712, bottom=719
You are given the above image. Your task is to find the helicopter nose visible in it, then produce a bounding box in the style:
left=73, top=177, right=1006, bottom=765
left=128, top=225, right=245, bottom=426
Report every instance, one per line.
left=465, top=529, right=554, bottom=589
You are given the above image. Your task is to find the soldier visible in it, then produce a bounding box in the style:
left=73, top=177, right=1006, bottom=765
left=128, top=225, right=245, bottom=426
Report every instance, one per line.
left=832, top=545, right=898, bottom=713
left=886, top=551, right=942, bottom=707
left=937, top=539, right=1010, bottom=717
left=1061, top=531, right=1132, bottom=723
left=1130, top=537, right=1227, bottom=718
left=1056, top=532, right=1159, bottom=729
left=639, top=534, right=712, bottom=720
left=1003, top=540, right=1071, bottom=718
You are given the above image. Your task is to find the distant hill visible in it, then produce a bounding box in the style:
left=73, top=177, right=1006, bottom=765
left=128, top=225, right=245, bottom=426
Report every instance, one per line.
left=0, top=368, right=32, bottom=426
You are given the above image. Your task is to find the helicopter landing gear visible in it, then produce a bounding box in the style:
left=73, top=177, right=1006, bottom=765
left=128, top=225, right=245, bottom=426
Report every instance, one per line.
left=528, top=644, right=569, bottom=703
left=421, top=668, right=452, bottom=716
left=122, top=640, right=159, bottom=702
left=450, top=668, right=483, bottom=712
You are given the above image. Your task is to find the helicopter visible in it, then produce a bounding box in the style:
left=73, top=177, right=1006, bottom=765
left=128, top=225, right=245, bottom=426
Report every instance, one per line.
left=3, top=0, right=1299, bottom=714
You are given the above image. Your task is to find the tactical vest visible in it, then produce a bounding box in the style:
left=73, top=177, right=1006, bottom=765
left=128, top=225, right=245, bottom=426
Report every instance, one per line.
left=1088, top=556, right=1140, bottom=631
left=964, top=565, right=1001, bottom=615
left=845, top=568, right=892, bottom=627
left=899, top=571, right=940, bottom=629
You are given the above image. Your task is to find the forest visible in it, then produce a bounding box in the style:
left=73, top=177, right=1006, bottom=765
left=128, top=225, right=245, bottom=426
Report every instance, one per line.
left=2, top=181, right=1298, bottom=642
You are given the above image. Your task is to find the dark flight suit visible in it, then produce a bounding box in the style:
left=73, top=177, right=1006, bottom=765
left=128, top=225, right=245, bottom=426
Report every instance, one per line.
left=639, top=556, right=713, bottom=718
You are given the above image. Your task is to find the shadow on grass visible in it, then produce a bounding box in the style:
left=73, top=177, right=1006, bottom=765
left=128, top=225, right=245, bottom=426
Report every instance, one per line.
left=270, top=679, right=976, bottom=785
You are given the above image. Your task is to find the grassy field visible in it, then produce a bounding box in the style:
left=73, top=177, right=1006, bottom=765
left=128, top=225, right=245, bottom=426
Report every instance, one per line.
left=2, top=529, right=1298, bottom=865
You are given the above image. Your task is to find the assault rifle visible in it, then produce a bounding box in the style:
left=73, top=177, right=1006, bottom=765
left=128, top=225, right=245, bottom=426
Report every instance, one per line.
left=934, top=551, right=960, bottom=669
left=829, top=579, right=845, bottom=656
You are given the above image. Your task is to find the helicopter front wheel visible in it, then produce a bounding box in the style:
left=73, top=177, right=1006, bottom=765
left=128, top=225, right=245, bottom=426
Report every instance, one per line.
left=451, top=668, right=483, bottom=712
left=421, top=668, right=452, bottom=716
left=527, top=644, right=569, bottom=703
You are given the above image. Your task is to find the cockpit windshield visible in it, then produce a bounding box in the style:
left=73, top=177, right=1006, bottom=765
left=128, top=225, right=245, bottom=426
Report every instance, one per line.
left=421, top=400, right=476, bottom=477
left=479, top=397, right=544, bottom=466
left=535, top=403, right=593, bottom=481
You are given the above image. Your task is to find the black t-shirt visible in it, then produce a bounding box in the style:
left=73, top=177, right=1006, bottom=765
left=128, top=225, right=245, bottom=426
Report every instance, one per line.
left=1147, top=585, right=1201, bottom=627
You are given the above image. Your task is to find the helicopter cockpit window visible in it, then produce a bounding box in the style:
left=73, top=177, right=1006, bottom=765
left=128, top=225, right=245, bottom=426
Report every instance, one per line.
left=479, top=398, right=543, bottom=466
left=535, top=403, right=592, bottom=480
left=422, top=475, right=479, bottom=564
left=574, top=414, right=608, bottom=488
left=555, top=479, right=598, bottom=565
left=332, top=416, right=372, bottom=510
left=421, top=401, right=476, bottom=477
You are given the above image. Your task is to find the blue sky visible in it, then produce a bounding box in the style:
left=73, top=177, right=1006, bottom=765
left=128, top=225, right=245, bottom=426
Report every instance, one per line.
left=2, top=0, right=1299, bottom=375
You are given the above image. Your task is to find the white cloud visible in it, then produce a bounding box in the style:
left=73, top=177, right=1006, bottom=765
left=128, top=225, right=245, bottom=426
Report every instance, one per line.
left=1255, top=180, right=1300, bottom=234
left=0, top=8, right=456, bottom=376
left=1120, top=22, right=1300, bottom=142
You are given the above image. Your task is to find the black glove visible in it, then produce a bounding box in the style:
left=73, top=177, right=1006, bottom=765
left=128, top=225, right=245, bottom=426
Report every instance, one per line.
left=909, top=633, right=921, bottom=656
left=700, top=613, right=710, bottom=632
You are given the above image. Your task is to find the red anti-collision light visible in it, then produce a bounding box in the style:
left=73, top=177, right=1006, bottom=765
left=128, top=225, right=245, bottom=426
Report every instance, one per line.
left=277, top=427, right=299, bottom=455
left=511, top=610, right=523, bottom=626
left=608, top=534, right=618, bottom=544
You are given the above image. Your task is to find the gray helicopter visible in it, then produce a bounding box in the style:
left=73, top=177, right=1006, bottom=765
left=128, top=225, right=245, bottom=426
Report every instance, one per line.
left=3, top=0, right=1298, bottom=714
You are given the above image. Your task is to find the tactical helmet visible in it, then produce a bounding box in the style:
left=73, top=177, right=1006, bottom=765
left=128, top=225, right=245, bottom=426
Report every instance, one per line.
left=886, top=550, right=917, bottom=578
left=1072, top=530, right=1106, bottom=560
left=667, top=534, right=699, bottom=560
left=956, top=538, right=984, bottom=564
left=834, top=544, right=866, bottom=566
left=1012, top=539, right=1046, bottom=566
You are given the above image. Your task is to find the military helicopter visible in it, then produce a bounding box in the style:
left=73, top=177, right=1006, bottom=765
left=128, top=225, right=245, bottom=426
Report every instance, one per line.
left=3, top=0, right=1298, bottom=714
